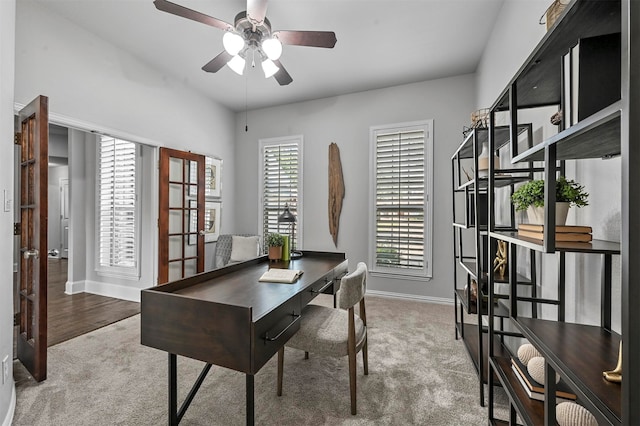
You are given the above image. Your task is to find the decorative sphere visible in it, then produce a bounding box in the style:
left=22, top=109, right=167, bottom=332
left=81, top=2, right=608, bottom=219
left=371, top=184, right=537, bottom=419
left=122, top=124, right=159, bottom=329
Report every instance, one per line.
left=517, top=343, right=542, bottom=366
left=556, top=402, right=597, bottom=426
left=527, top=356, right=560, bottom=384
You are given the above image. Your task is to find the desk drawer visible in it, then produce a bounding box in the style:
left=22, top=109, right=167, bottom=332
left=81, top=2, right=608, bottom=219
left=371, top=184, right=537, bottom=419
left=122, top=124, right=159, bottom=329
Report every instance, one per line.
left=253, top=295, right=301, bottom=372
left=300, top=265, right=349, bottom=307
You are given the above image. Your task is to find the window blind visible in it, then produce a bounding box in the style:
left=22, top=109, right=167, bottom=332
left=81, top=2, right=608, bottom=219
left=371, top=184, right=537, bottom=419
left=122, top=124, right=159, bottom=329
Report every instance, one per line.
left=262, top=142, right=300, bottom=248
left=374, top=129, right=425, bottom=270
left=98, top=136, right=138, bottom=271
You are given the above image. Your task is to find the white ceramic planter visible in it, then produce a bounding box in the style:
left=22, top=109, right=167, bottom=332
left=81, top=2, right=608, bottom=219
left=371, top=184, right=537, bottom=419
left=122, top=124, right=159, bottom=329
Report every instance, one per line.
left=526, top=202, right=570, bottom=225
left=477, top=142, right=500, bottom=177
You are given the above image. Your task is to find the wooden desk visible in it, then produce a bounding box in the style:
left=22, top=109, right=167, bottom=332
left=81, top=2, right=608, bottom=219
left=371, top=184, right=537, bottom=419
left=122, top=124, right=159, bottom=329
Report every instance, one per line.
left=140, top=251, right=348, bottom=425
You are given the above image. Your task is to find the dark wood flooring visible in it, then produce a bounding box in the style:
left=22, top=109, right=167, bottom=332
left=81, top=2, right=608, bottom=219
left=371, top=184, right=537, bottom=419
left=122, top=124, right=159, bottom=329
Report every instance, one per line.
left=46, top=258, right=140, bottom=346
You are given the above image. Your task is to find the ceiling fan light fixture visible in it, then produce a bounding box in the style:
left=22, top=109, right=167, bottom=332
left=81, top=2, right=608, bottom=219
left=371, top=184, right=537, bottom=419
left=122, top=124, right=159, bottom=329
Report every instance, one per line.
left=261, top=37, right=282, bottom=60
left=223, top=31, right=245, bottom=56
left=262, top=58, right=279, bottom=78
left=227, top=55, right=246, bottom=75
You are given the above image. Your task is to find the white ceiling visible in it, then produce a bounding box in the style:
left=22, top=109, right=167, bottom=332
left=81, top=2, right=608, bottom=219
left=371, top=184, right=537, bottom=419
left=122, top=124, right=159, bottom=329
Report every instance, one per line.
left=35, top=0, right=505, bottom=112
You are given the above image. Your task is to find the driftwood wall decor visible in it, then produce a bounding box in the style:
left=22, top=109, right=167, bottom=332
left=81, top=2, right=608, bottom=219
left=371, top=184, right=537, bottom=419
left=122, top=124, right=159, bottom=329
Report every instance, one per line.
left=328, top=143, right=345, bottom=247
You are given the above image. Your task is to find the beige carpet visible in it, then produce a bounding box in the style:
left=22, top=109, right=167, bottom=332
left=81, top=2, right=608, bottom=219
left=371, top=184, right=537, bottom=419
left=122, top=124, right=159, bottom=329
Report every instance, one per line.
left=13, top=295, right=506, bottom=425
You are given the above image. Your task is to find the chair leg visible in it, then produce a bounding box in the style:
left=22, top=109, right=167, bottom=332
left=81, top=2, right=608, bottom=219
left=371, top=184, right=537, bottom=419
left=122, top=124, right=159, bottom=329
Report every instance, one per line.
left=277, top=347, right=284, bottom=396
left=304, top=351, right=309, bottom=359
left=348, top=306, right=357, bottom=415
left=348, top=348, right=357, bottom=415
left=362, top=336, right=369, bottom=375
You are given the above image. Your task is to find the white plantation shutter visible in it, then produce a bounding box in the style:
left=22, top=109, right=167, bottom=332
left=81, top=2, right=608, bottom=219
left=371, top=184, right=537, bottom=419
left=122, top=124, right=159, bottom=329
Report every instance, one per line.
left=97, top=136, right=139, bottom=276
left=260, top=137, right=302, bottom=250
left=370, top=121, right=432, bottom=278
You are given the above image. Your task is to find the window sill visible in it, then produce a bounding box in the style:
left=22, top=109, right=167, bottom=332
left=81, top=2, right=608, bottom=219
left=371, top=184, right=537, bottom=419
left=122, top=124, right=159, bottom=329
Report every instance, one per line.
left=369, top=270, right=432, bottom=282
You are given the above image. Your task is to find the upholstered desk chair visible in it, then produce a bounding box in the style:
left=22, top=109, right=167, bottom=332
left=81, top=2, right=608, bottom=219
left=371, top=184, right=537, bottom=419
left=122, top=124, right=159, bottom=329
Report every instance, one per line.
left=277, top=262, right=369, bottom=415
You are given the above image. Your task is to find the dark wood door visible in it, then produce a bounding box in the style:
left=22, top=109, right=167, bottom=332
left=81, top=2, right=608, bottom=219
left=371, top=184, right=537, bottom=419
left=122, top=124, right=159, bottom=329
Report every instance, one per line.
left=158, top=148, right=205, bottom=284
left=16, top=96, right=49, bottom=381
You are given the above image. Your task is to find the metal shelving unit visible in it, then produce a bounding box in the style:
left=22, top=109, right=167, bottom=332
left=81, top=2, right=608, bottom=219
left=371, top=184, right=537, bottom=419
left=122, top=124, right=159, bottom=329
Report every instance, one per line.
left=451, top=124, right=539, bottom=406
left=484, top=0, right=634, bottom=424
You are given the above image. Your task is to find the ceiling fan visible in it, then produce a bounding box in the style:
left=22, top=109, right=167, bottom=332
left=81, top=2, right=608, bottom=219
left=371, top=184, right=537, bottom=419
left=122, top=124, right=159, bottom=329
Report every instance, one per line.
left=153, top=0, right=337, bottom=85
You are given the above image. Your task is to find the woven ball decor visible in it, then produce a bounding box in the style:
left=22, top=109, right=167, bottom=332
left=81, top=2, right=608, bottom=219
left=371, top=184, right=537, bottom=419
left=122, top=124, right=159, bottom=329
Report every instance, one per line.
left=517, top=343, right=542, bottom=366
left=556, top=401, right=598, bottom=426
left=527, top=356, right=560, bottom=384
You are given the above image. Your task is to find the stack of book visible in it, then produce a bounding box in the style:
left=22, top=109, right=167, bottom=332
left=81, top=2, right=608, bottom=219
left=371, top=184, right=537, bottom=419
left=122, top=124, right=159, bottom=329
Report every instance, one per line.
left=511, top=357, right=577, bottom=402
left=517, top=224, right=592, bottom=242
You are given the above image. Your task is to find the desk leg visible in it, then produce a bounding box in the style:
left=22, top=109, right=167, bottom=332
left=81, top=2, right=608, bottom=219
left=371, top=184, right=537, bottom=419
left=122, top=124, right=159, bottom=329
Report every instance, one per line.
left=246, top=374, right=255, bottom=426
left=169, top=353, right=178, bottom=426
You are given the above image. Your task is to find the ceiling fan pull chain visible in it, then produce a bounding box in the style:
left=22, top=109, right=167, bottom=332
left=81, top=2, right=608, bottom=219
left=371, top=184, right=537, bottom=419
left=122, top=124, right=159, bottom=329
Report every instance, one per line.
left=245, top=75, right=249, bottom=132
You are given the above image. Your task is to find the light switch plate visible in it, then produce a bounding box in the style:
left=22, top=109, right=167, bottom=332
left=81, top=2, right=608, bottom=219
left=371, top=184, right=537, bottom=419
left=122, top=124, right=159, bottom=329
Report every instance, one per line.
left=3, top=190, right=10, bottom=212
left=2, top=355, right=8, bottom=385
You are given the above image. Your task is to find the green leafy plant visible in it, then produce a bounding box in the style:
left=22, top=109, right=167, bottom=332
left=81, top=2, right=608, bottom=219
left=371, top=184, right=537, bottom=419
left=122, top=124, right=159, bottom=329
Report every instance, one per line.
left=511, top=176, right=589, bottom=211
left=266, top=233, right=284, bottom=247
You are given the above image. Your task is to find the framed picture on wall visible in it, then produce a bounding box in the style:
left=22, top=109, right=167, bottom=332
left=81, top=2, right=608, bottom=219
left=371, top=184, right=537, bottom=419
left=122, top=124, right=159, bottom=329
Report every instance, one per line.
left=205, top=156, right=222, bottom=199
left=188, top=200, right=222, bottom=244
left=203, top=201, right=221, bottom=242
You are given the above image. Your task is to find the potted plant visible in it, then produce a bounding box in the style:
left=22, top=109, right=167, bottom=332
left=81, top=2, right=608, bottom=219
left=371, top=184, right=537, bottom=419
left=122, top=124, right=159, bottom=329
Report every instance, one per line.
left=511, top=176, right=588, bottom=225
left=266, top=233, right=284, bottom=261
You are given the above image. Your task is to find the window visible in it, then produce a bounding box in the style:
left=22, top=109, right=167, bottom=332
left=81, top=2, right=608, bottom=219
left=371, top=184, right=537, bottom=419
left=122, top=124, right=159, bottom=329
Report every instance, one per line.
left=96, top=135, right=140, bottom=278
left=259, top=136, right=303, bottom=250
left=369, top=120, right=433, bottom=279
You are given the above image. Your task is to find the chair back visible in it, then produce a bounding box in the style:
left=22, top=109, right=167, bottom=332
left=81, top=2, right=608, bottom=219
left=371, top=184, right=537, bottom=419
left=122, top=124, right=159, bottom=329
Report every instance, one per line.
left=337, top=262, right=367, bottom=309
left=213, top=234, right=259, bottom=268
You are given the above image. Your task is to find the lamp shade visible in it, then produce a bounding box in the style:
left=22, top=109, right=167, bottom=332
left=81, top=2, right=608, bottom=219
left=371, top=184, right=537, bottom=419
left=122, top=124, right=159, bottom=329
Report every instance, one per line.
left=261, top=59, right=279, bottom=78
left=227, top=55, right=246, bottom=75
left=278, top=204, right=297, bottom=223
left=261, top=37, right=282, bottom=61
left=223, top=31, right=244, bottom=56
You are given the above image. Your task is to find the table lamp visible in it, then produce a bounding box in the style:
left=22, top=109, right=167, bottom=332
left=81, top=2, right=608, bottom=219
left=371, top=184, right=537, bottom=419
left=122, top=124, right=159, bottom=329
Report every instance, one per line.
left=278, top=203, right=302, bottom=259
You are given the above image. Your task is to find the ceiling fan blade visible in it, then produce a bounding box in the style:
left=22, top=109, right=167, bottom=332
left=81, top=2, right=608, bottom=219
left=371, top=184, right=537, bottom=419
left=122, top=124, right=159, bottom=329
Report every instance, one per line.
left=202, top=51, right=233, bottom=73
left=272, top=60, right=293, bottom=86
left=274, top=30, right=337, bottom=48
left=247, top=0, right=269, bottom=25
left=154, top=0, right=232, bottom=31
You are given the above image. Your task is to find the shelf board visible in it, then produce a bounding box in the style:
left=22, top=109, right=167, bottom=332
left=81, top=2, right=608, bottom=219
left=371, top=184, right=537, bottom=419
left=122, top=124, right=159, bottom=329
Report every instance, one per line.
left=460, top=260, right=479, bottom=280
left=452, top=221, right=471, bottom=229
left=512, top=101, right=621, bottom=163
left=513, top=318, right=621, bottom=424
left=491, top=0, right=620, bottom=110
left=453, top=125, right=532, bottom=159
left=490, top=231, right=621, bottom=254
left=458, top=175, right=531, bottom=191
left=455, top=288, right=510, bottom=318
left=461, top=260, right=532, bottom=285
left=457, top=323, right=509, bottom=384
left=491, top=356, right=545, bottom=426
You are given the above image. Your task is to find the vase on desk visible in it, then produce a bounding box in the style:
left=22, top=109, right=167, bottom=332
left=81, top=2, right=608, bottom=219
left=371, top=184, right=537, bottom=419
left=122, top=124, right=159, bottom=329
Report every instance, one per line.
left=281, top=235, right=290, bottom=261
left=268, top=246, right=282, bottom=261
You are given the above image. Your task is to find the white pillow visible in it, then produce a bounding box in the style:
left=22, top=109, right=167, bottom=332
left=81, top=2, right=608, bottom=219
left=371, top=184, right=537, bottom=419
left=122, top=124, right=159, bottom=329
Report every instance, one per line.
left=229, top=235, right=260, bottom=263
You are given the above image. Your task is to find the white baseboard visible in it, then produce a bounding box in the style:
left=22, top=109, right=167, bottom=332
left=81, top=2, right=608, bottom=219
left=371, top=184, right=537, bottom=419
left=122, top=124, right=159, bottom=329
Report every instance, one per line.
left=65, top=280, right=85, bottom=295
left=84, top=280, right=141, bottom=303
left=367, top=289, right=454, bottom=305
left=65, top=280, right=141, bottom=302
left=1, top=384, right=16, bottom=426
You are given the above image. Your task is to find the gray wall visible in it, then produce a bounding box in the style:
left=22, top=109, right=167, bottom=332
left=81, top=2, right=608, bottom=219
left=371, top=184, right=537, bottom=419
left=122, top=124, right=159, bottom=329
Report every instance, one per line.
left=235, top=74, right=476, bottom=301
left=0, top=1, right=15, bottom=423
